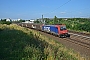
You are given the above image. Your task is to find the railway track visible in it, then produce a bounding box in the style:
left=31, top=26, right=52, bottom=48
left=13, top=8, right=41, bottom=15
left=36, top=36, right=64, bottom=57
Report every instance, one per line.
left=17, top=23, right=90, bottom=58
left=63, top=37, right=90, bottom=49
left=41, top=30, right=90, bottom=49
left=19, top=24, right=90, bottom=49
left=38, top=29, right=90, bottom=59
left=68, top=33, right=90, bottom=48
left=37, top=29, right=90, bottom=58
left=31, top=26, right=90, bottom=49
left=69, top=30, right=90, bottom=37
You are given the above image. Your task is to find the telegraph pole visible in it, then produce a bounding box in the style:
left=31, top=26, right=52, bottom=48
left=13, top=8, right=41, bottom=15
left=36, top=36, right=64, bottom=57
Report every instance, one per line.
left=42, top=15, right=43, bottom=23
left=42, top=15, right=45, bottom=24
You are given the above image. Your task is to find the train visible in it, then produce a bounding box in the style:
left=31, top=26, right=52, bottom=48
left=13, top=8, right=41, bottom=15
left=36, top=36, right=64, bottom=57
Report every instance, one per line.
left=17, top=23, right=70, bottom=38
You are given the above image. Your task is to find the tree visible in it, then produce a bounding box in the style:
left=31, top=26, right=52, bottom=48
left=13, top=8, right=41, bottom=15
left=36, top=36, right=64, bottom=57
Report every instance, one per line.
left=53, top=16, right=58, bottom=24
left=34, top=19, right=40, bottom=23
left=0, top=19, right=11, bottom=25
left=44, top=18, right=50, bottom=24
left=1, top=19, right=6, bottom=22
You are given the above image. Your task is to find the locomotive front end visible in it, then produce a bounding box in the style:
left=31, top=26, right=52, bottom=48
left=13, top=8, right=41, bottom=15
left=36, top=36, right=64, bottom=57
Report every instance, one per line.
left=59, top=25, right=70, bottom=37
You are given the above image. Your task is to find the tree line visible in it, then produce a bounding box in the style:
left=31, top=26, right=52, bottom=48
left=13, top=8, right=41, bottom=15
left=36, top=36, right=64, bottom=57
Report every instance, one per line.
left=0, top=19, right=25, bottom=25
left=35, top=16, right=90, bottom=32
left=0, top=19, right=12, bottom=25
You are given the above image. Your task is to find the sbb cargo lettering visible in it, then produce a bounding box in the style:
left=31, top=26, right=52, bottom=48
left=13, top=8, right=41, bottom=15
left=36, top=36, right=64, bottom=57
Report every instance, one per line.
left=44, top=27, right=50, bottom=31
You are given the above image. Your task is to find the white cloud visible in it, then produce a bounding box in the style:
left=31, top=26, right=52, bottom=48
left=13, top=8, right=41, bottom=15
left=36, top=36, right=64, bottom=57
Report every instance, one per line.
left=60, top=12, right=66, bottom=14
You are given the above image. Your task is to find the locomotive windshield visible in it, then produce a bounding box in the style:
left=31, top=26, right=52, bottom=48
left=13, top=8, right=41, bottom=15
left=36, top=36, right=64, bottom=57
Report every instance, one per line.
left=60, top=26, right=66, bottom=30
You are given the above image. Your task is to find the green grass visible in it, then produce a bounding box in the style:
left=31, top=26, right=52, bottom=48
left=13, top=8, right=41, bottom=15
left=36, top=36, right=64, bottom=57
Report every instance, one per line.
left=0, top=24, right=45, bottom=60
left=0, top=24, right=87, bottom=60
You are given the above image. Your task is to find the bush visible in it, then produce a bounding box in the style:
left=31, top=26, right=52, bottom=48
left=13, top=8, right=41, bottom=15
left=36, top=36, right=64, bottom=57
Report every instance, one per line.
left=0, top=21, right=12, bottom=25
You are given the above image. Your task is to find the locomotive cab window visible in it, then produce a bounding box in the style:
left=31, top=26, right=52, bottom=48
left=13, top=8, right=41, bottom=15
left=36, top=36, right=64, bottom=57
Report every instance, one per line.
left=60, top=26, right=66, bottom=30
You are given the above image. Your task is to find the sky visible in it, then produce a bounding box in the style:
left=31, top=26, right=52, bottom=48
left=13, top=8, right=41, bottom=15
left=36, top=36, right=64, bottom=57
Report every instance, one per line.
left=0, top=0, right=90, bottom=19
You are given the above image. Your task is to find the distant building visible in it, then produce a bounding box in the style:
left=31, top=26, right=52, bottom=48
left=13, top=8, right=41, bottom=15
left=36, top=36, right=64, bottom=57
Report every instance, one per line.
left=12, top=19, right=17, bottom=21
left=12, top=19, right=21, bottom=21
left=6, top=18, right=11, bottom=22
left=30, top=19, right=35, bottom=23
left=17, top=19, right=21, bottom=21
left=22, top=19, right=35, bottom=23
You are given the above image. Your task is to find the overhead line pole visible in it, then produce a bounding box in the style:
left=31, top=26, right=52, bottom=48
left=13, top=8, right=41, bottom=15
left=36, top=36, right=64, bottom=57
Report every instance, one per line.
left=42, top=15, right=43, bottom=23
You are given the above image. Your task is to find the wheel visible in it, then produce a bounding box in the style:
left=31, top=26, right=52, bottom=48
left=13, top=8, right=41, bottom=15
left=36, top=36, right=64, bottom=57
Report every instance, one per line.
left=66, top=34, right=70, bottom=37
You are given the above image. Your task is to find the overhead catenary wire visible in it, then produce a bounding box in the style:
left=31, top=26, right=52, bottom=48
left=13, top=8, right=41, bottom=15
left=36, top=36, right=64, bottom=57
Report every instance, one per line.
left=42, top=0, right=90, bottom=18
left=41, top=0, right=71, bottom=23
left=43, top=0, right=72, bottom=15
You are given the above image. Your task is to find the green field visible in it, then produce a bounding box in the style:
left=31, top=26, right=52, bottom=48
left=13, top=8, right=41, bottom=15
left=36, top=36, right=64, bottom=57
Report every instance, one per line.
left=0, top=24, right=86, bottom=60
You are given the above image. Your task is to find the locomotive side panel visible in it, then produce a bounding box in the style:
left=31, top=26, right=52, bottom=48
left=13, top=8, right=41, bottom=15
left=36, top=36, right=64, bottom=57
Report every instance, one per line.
left=42, top=25, right=59, bottom=35
left=50, top=26, right=58, bottom=35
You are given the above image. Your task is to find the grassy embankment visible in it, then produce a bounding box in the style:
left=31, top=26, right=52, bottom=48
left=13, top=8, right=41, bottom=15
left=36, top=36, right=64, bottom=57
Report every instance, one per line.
left=0, top=24, right=87, bottom=60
